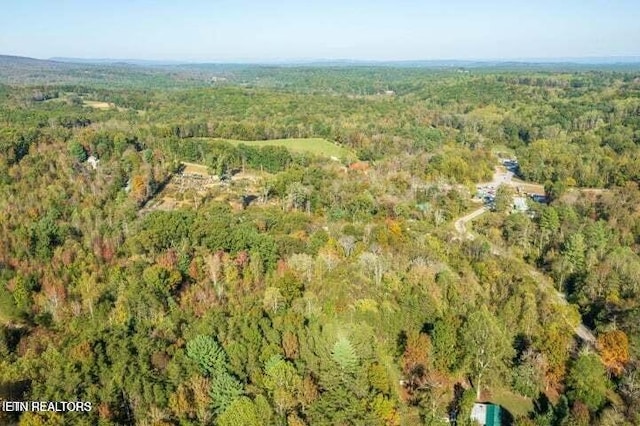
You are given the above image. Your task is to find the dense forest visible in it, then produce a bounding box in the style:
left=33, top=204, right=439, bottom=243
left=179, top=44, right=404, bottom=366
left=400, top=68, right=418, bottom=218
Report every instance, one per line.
left=1, top=58, right=639, bottom=425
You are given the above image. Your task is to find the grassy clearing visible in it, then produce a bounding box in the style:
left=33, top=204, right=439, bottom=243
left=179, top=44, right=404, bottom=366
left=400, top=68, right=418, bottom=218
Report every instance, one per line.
left=510, top=178, right=545, bottom=194
left=204, top=137, right=355, bottom=161
left=83, top=99, right=137, bottom=113
left=487, top=387, right=533, bottom=419
left=83, top=100, right=114, bottom=109
left=181, top=162, right=210, bottom=175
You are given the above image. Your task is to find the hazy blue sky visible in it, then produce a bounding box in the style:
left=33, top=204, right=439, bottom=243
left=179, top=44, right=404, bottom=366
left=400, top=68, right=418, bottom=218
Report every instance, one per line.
left=1, top=0, right=639, bottom=61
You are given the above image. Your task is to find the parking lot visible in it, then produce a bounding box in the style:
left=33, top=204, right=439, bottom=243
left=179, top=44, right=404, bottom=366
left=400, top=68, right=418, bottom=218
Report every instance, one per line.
left=474, top=159, right=548, bottom=209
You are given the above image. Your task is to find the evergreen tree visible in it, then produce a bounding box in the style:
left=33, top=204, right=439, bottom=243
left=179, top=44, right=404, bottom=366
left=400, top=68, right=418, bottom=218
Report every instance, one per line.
left=209, top=372, right=245, bottom=415
left=68, top=140, right=87, bottom=162
left=331, top=337, right=359, bottom=375
left=186, top=335, right=228, bottom=375
left=562, top=232, right=586, bottom=276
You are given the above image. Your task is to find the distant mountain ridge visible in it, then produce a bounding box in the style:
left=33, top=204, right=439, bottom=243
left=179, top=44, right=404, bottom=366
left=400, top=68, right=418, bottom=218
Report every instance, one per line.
left=49, top=57, right=184, bottom=66
left=0, top=54, right=203, bottom=87
left=1, top=55, right=63, bottom=65
left=2, top=54, right=639, bottom=88
left=35, top=55, right=640, bottom=67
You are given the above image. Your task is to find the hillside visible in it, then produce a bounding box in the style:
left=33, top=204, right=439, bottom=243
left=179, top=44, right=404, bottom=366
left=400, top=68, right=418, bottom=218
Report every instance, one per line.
left=0, top=55, right=206, bottom=88
left=0, top=64, right=639, bottom=425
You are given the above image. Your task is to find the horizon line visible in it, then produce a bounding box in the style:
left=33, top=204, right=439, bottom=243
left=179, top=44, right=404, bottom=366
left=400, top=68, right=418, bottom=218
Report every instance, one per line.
left=3, top=53, right=640, bottom=66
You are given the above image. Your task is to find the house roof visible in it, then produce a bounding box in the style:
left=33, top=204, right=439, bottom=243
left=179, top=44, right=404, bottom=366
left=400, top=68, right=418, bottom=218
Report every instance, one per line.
left=485, top=404, right=501, bottom=426
left=471, top=403, right=501, bottom=426
left=87, top=155, right=99, bottom=170
left=513, top=196, right=528, bottom=212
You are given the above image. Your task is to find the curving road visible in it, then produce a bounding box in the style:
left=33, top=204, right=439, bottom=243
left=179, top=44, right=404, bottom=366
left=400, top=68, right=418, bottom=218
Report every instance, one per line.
left=453, top=165, right=597, bottom=346
left=454, top=207, right=487, bottom=239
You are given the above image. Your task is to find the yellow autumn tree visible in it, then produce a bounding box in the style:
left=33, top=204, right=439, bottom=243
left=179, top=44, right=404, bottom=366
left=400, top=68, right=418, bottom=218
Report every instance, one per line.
left=130, top=174, right=148, bottom=203
left=597, top=330, right=629, bottom=376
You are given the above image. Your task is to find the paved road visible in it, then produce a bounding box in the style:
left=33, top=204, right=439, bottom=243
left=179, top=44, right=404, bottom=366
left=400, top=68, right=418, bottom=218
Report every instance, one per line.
left=527, top=270, right=596, bottom=345
left=476, top=167, right=515, bottom=190
left=454, top=165, right=597, bottom=346
left=482, top=165, right=604, bottom=197
left=454, top=207, right=596, bottom=345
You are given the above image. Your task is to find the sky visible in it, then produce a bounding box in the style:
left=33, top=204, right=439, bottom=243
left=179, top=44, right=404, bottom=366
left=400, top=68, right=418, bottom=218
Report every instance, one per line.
left=1, top=0, right=639, bottom=62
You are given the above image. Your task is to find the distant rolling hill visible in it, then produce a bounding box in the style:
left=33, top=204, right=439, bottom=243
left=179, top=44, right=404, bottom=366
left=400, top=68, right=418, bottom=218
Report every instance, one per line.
left=50, top=57, right=189, bottom=66
left=2, top=54, right=639, bottom=88
left=0, top=54, right=209, bottom=87
left=0, top=55, right=71, bottom=70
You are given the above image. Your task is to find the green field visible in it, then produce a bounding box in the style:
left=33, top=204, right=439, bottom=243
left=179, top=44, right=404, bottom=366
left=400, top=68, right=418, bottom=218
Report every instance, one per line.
left=487, top=387, right=534, bottom=418
left=203, top=137, right=356, bottom=161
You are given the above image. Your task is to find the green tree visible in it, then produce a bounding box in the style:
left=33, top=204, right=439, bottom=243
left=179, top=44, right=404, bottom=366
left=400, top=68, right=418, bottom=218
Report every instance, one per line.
left=331, top=337, right=359, bottom=375
left=307, top=387, right=376, bottom=425
left=0, top=283, right=22, bottom=321
left=142, top=265, right=181, bottom=295
left=185, top=337, right=245, bottom=414
left=209, top=372, right=245, bottom=415
left=544, top=179, right=566, bottom=202
left=503, top=213, right=532, bottom=250
left=263, top=355, right=302, bottom=415
left=566, top=352, right=609, bottom=411
left=432, top=314, right=461, bottom=372
left=460, top=307, right=514, bottom=399
left=217, top=397, right=262, bottom=426
left=286, top=182, right=311, bottom=211
left=562, top=232, right=586, bottom=277
left=68, top=140, right=87, bottom=162
left=494, top=184, right=514, bottom=213
left=186, top=335, right=228, bottom=375
left=538, top=206, right=559, bottom=252
left=511, top=357, right=545, bottom=398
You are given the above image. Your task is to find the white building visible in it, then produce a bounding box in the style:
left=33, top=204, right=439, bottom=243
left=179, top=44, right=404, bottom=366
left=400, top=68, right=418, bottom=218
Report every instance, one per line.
left=513, top=196, right=528, bottom=213
left=470, top=403, right=502, bottom=426
left=87, top=156, right=100, bottom=170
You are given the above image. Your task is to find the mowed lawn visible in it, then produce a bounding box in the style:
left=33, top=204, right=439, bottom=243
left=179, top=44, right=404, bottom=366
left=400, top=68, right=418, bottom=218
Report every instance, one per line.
left=83, top=100, right=114, bottom=109
left=203, top=138, right=355, bottom=161
left=487, top=387, right=534, bottom=419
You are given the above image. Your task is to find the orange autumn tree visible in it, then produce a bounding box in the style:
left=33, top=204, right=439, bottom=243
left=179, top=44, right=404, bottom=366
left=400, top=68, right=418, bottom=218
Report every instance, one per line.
left=401, top=332, right=432, bottom=394
left=130, top=174, right=149, bottom=204
left=597, top=330, right=629, bottom=376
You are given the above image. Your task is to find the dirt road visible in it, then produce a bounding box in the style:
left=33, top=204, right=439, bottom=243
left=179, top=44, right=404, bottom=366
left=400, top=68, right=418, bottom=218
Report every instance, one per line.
left=454, top=207, right=487, bottom=238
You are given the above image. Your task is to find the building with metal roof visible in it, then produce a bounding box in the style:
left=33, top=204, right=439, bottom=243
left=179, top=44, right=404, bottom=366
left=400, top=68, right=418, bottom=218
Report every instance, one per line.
left=470, top=403, right=502, bottom=426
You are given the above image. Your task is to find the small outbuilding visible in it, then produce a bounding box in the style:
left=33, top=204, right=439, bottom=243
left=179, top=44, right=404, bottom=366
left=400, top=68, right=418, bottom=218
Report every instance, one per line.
left=87, top=155, right=100, bottom=170
left=512, top=196, right=528, bottom=213
left=470, top=403, right=502, bottom=426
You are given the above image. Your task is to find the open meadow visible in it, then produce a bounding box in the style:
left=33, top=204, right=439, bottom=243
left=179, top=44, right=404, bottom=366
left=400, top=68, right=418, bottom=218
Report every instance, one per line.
left=201, top=137, right=356, bottom=161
